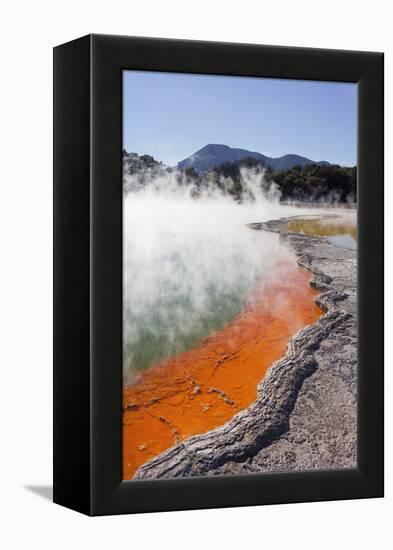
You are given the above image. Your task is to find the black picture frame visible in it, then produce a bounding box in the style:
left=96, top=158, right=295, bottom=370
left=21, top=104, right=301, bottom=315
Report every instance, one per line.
left=53, top=34, right=384, bottom=516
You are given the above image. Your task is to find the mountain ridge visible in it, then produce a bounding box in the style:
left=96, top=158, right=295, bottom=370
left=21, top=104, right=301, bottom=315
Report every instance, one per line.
left=177, top=144, right=330, bottom=173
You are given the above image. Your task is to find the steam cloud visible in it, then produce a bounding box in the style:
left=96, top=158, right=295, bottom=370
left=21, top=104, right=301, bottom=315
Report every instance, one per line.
left=123, top=166, right=307, bottom=384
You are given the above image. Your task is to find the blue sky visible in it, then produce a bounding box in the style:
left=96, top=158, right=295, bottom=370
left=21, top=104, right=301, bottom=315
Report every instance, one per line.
left=123, top=70, right=357, bottom=166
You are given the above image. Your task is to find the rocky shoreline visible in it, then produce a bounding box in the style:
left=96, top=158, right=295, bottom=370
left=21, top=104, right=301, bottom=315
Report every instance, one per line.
left=134, top=216, right=357, bottom=479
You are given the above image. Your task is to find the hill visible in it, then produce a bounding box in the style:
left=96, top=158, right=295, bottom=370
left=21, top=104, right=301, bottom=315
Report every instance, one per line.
left=177, top=144, right=330, bottom=173
left=123, top=150, right=356, bottom=203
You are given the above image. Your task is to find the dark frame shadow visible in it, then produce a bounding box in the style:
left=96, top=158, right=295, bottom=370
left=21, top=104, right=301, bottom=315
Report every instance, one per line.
left=24, top=485, right=53, bottom=501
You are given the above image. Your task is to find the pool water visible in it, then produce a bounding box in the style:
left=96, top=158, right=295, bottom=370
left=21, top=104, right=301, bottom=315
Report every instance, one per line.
left=288, top=216, right=357, bottom=250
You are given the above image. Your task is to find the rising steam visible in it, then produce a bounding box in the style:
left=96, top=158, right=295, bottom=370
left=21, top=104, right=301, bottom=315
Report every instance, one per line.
left=123, top=166, right=305, bottom=384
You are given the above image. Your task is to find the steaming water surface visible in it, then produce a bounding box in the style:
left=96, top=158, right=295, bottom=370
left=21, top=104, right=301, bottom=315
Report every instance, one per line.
left=123, top=169, right=356, bottom=385
left=121, top=170, right=358, bottom=478
left=123, top=177, right=302, bottom=384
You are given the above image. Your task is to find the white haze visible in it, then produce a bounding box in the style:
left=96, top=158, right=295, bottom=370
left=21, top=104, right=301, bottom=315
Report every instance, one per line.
left=123, top=167, right=315, bottom=384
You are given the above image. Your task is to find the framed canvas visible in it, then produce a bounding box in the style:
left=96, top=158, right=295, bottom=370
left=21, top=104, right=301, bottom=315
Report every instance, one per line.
left=53, top=34, right=384, bottom=516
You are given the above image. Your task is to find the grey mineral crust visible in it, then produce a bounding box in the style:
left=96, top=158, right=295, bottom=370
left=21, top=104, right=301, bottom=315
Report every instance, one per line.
left=134, top=216, right=357, bottom=479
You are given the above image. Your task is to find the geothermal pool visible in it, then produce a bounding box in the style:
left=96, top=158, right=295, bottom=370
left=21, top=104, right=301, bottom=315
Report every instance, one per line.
left=288, top=216, right=357, bottom=250
left=122, top=235, right=322, bottom=479
left=122, top=182, right=356, bottom=479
